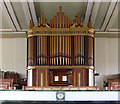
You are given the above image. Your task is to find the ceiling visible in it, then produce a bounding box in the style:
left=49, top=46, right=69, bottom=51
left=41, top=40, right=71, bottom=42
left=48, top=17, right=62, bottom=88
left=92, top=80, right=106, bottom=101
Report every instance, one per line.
left=0, top=0, right=119, bottom=38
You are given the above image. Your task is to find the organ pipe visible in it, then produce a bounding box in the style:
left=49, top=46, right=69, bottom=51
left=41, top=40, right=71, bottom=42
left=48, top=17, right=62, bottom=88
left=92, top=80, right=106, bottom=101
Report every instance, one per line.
left=63, top=36, right=65, bottom=65
left=27, top=6, right=94, bottom=67
left=57, top=36, right=59, bottom=65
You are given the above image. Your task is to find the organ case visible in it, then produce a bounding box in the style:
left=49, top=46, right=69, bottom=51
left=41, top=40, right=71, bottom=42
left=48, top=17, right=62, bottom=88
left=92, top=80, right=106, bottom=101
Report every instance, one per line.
left=27, top=6, right=95, bottom=87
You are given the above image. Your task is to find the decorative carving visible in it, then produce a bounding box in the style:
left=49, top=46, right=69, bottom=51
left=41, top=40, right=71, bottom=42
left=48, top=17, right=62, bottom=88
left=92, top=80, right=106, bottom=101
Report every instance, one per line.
left=27, top=6, right=95, bottom=37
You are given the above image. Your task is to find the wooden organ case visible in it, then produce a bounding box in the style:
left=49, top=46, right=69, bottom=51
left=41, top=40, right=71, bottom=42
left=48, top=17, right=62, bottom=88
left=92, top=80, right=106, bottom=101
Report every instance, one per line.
left=27, top=6, right=95, bottom=87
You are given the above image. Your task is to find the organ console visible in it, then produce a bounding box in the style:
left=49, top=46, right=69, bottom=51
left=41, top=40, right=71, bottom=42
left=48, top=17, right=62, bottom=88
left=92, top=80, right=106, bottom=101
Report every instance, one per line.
left=27, top=6, right=95, bottom=87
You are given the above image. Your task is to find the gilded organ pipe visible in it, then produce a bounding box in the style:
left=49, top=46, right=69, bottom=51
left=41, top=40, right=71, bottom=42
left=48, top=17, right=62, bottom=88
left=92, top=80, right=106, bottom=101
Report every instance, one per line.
left=54, top=36, right=56, bottom=65
left=59, top=36, right=62, bottom=65
left=65, top=36, right=68, bottom=65
left=63, top=12, right=64, bottom=28
left=57, top=36, right=59, bottom=65
left=63, top=36, right=65, bottom=65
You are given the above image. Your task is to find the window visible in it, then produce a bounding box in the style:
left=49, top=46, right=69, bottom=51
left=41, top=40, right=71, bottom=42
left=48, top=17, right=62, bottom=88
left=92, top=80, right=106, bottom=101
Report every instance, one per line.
left=54, top=76, right=59, bottom=81
left=62, top=76, right=67, bottom=81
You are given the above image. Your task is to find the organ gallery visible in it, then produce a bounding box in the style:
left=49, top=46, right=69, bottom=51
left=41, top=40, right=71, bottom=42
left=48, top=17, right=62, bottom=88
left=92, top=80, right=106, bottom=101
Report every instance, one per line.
left=27, top=6, right=95, bottom=87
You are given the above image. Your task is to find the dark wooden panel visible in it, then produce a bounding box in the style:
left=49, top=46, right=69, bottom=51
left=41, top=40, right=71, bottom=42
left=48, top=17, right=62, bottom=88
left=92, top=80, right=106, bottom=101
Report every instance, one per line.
left=32, top=69, right=36, bottom=86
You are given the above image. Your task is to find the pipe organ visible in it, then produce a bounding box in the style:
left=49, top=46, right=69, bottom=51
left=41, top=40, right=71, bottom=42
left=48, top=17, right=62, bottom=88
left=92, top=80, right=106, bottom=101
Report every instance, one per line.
left=27, top=6, right=95, bottom=87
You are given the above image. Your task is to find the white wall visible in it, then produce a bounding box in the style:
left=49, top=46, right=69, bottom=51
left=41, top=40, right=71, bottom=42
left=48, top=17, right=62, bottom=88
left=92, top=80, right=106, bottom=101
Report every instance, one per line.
left=95, top=38, right=107, bottom=89
left=0, top=41, right=1, bottom=72
left=2, top=38, right=15, bottom=72
left=0, top=37, right=118, bottom=83
left=107, top=38, right=118, bottom=75
left=95, top=38, right=118, bottom=89
left=14, top=38, right=27, bottom=78
left=1, top=38, right=27, bottom=78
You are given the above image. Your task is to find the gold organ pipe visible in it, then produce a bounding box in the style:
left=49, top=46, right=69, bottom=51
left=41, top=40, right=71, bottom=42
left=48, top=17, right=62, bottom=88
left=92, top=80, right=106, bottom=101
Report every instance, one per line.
left=63, top=36, right=64, bottom=65
left=57, top=36, right=59, bottom=65
left=60, top=6, right=62, bottom=28
left=65, top=36, right=68, bottom=65
left=63, top=12, right=64, bottom=28
left=62, top=13, right=65, bottom=65
left=54, top=36, right=56, bottom=65
left=57, top=12, right=59, bottom=28
left=60, top=36, right=62, bottom=65
left=41, top=12, right=43, bottom=24
left=78, top=13, right=80, bottom=24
